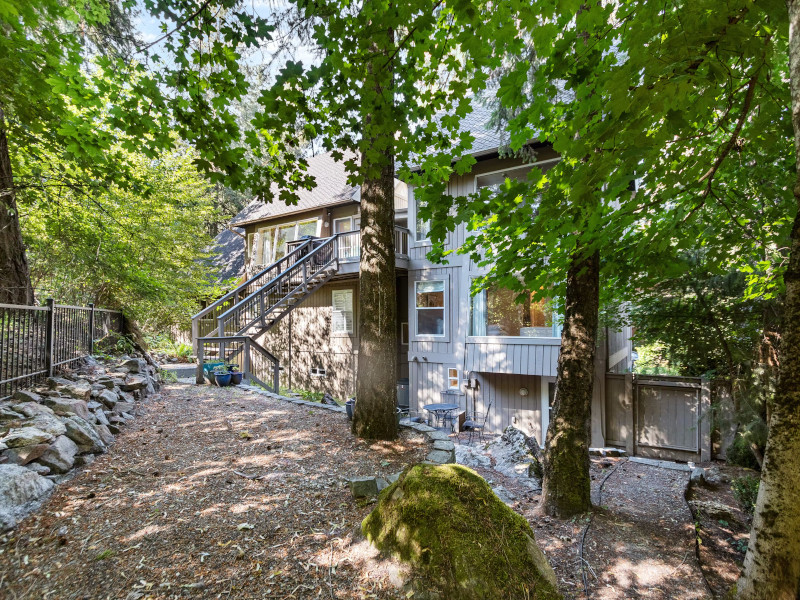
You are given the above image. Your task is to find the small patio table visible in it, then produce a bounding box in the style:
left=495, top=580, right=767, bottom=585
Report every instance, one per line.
left=422, top=402, right=461, bottom=431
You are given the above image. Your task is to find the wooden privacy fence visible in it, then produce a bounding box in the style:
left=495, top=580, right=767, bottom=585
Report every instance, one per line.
left=0, top=300, right=124, bottom=401
left=604, top=373, right=711, bottom=462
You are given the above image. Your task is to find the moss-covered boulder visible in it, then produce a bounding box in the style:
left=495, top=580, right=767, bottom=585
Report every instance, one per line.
left=362, top=463, right=562, bottom=599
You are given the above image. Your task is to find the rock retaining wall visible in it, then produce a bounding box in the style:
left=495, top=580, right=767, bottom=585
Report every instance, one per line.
left=0, top=355, right=161, bottom=530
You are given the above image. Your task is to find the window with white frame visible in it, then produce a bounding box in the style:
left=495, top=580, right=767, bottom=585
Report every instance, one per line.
left=415, top=280, right=445, bottom=336
left=447, top=367, right=459, bottom=390
left=310, top=367, right=327, bottom=377
left=415, top=195, right=431, bottom=241
left=470, top=282, right=558, bottom=337
left=256, top=218, right=318, bottom=265
left=331, top=289, right=354, bottom=334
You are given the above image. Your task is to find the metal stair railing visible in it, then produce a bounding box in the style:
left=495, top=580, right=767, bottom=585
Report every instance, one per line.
left=195, top=336, right=280, bottom=391
left=215, top=235, right=339, bottom=338
left=191, top=238, right=316, bottom=353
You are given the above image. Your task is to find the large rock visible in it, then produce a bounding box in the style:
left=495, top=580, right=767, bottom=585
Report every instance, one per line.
left=12, top=390, right=42, bottom=403
left=2, top=443, right=50, bottom=466
left=485, top=426, right=542, bottom=486
left=120, top=358, right=145, bottom=374
left=12, top=402, right=56, bottom=419
left=112, top=401, right=136, bottom=415
left=47, top=377, right=91, bottom=401
left=22, top=414, right=67, bottom=437
left=96, top=389, right=119, bottom=408
left=0, top=464, right=55, bottom=530
left=96, top=377, right=116, bottom=390
left=120, top=375, right=147, bottom=392
left=43, top=397, right=90, bottom=420
left=0, top=405, right=24, bottom=422
left=37, top=435, right=79, bottom=474
left=362, top=464, right=561, bottom=599
left=63, top=416, right=106, bottom=453
left=94, top=423, right=115, bottom=446
left=2, top=427, right=54, bottom=448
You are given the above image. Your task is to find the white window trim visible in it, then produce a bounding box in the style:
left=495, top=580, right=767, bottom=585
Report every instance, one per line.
left=414, top=279, right=447, bottom=339
left=333, top=216, right=354, bottom=234
left=412, top=187, right=431, bottom=245
left=310, top=367, right=327, bottom=377
left=331, top=289, right=354, bottom=335
left=256, top=218, right=319, bottom=266
left=447, top=367, right=460, bottom=390
left=472, top=157, right=561, bottom=193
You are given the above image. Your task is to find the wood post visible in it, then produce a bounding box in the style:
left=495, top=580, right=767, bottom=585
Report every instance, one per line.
left=196, top=341, right=205, bottom=384
left=242, top=338, right=251, bottom=384
left=700, top=376, right=711, bottom=462
left=624, top=372, right=635, bottom=457
left=44, top=298, right=55, bottom=378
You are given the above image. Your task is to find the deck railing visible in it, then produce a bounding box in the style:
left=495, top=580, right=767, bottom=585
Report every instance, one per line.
left=191, top=238, right=316, bottom=351
left=196, top=335, right=280, bottom=392
left=336, top=225, right=410, bottom=261
left=215, top=236, right=338, bottom=337
left=0, top=300, right=124, bottom=401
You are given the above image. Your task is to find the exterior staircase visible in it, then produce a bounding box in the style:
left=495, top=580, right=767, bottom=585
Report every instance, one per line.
left=191, top=236, right=339, bottom=391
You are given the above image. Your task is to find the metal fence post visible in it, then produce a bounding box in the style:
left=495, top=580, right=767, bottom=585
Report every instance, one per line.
left=88, top=303, right=95, bottom=355
left=44, top=298, right=55, bottom=377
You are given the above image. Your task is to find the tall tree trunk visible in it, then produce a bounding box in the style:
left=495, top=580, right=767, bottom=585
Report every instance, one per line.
left=0, top=108, right=34, bottom=305
left=541, top=246, right=599, bottom=517
left=736, top=3, right=800, bottom=596
left=352, top=24, right=397, bottom=441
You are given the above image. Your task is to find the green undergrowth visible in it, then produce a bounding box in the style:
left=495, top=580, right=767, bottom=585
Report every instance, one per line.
left=362, top=463, right=562, bottom=600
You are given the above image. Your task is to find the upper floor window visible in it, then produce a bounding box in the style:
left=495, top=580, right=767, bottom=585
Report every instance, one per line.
left=415, top=196, right=431, bottom=242
left=331, top=289, right=354, bottom=334
left=256, top=218, right=318, bottom=265
left=470, top=284, right=558, bottom=337
left=415, top=280, right=445, bottom=336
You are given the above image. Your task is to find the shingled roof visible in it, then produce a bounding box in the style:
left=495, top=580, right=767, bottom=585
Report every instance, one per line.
left=231, top=151, right=359, bottom=227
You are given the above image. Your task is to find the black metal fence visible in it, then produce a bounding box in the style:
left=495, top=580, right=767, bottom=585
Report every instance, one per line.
left=0, top=300, right=124, bottom=401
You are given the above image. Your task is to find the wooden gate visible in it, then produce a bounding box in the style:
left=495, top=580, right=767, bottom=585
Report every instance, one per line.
left=604, top=374, right=710, bottom=462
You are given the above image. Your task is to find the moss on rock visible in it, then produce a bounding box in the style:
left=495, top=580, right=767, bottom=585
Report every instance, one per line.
left=362, top=463, right=562, bottom=600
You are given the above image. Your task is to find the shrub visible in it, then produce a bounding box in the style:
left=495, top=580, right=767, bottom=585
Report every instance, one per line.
left=726, top=436, right=761, bottom=471
left=731, top=475, right=760, bottom=515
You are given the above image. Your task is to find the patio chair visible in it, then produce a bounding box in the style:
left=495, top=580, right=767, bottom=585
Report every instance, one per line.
left=459, top=400, right=493, bottom=445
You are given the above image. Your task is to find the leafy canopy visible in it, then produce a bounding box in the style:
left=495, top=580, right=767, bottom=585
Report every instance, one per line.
left=415, top=0, right=793, bottom=313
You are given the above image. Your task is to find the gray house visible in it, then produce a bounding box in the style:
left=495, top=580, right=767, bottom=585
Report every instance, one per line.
left=194, top=112, right=636, bottom=449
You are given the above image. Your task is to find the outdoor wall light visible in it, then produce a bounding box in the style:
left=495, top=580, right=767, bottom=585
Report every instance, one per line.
left=519, top=387, right=529, bottom=397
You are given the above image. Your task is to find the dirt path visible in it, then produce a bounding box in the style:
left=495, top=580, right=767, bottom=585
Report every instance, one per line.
left=584, top=460, right=711, bottom=600
left=0, top=382, right=427, bottom=600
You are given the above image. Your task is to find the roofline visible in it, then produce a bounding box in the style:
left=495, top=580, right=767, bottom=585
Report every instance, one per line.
left=231, top=198, right=359, bottom=228
left=405, top=139, right=544, bottom=175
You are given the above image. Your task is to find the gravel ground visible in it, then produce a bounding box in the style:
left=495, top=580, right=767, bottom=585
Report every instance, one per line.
left=0, top=381, right=717, bottom=600
left=0, top=382, right=426, bottom=600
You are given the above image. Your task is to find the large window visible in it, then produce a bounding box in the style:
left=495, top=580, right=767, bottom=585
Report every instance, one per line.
left=470, top=285, right=556, bottom=337
left=415, top=280, right=445, bottom=336
left=331, top=289, right=354, bottom=334
left=256, top=218, right=318, bottom=265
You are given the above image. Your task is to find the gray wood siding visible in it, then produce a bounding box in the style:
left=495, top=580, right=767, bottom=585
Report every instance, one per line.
left=255, top=281, right=359, bottom=401
left=465, top=340, right=560, bottom=376
left=477, top=373, right=543, bottom=442
left=408, top=362, right=544, bottom=442
left=408, top=266, right=460, bottom=357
